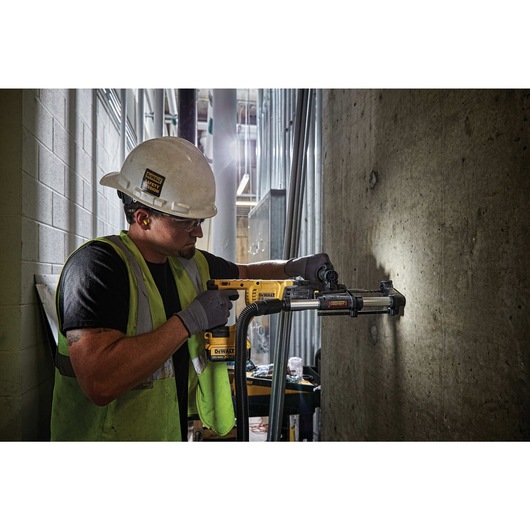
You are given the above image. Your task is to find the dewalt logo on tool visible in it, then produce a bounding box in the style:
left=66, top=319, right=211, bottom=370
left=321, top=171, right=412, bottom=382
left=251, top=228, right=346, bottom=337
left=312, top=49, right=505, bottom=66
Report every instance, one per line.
left=214, top=348, right=235, bottom=355
left=258, top=292, right=277, bottom=300
left=141, top=168, right=166, bottom=197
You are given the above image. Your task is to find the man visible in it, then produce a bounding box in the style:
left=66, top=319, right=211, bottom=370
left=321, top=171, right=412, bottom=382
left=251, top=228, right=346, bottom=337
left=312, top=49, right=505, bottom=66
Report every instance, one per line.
left=50, top=136, right=333, bottom=441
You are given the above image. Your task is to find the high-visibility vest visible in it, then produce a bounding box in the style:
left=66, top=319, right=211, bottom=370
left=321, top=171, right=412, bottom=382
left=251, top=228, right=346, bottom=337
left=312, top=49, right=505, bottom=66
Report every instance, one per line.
left=50, top=231, right=235, bottom=441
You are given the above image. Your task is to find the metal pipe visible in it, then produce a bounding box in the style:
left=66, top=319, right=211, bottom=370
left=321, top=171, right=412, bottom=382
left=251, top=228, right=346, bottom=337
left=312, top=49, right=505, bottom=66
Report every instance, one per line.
left=137, top=89, right=145, bottom=144
left=288, top=300, right=320, bottom=310
left=154, top=89, right=164, bottom=137
left=315, top=90, right=322, bottom=253
left=283, top=90, right=306, bottom=256
left=166, top=88, right=178, bottom=117
left=177, top=89, right=197, bottom=145
left=256, top=89, right=263, bottom=201
left=268, top=89, right=313, bottom=442
left=120, top=89, right=127, bottom=164
left=287, top=297, right=394, bottom=312
left=362, top=297, right=394, bottom=308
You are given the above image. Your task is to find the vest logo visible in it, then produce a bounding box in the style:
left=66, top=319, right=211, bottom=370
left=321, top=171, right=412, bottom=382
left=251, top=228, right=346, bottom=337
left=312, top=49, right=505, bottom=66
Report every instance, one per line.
left=141, top=168, right=166, bottom=197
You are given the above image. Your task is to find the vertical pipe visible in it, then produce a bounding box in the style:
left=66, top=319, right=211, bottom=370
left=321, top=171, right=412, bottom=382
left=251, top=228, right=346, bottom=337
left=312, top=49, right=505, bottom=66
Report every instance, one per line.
left=256, top=89, right=263, bottom=202
left=137, top=89, right=145, bottom=144
left=244, top=89, right=249, bottom=180
left=154, top=89, right=164, bottom=137
left=315, top=89, right=322, bottom=252
left=91, top=90, right=99, bottom=236
left=264, top=91, right=272, bottom=197
left=276, top=90, right=282, bottom=188
left=268, top=89, right=313, bottom=441
left=210, top=89, right=237, bottom=261
left=284, top=91, right=290, bottom=190
left=178, top=89, right=197, bottom=145
left=120, top=89, right=127, bottom=164
left=314, top=90, right=323, bottom=362
left=303, top=93, right=316, bottom=363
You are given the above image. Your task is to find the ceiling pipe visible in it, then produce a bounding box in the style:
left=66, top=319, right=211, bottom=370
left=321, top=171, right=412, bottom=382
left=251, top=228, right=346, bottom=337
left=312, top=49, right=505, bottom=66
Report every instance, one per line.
left=178, top=89, right=197, bottom=145
left=120, top=89, right=127, bottom=163
left=137, top=89, right=145, bottom=144
left=154, top=89, right=164, bottom=137
left=268, top=89, right=314, bottom=442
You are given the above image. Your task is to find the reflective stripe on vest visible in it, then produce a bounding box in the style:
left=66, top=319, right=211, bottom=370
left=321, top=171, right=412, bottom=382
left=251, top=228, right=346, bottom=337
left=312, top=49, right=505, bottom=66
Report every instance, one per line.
left=175, top=255, right=209, bottom=375
left=106, top=235, right=152, bottom=334
left=54, top=234, right=151, bottom=376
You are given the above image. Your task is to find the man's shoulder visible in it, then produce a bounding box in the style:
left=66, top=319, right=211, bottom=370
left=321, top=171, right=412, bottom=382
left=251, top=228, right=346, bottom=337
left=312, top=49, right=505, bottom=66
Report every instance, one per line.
left=64, top=237, right=126, bottom=272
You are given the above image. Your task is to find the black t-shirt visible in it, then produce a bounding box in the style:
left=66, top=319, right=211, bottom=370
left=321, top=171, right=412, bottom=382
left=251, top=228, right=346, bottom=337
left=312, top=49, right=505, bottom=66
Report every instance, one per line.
left=58, top=240, right=239, bottom=440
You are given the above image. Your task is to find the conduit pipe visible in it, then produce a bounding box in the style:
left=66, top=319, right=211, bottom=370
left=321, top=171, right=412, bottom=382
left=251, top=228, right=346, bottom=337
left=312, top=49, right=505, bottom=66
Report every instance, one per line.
left=120, top=89, right=127, bottom=163
left=166, top=88, right=178, bottom=118
left=137, top=89, right=145, bottom=144
left=178, top=89, right=197, bottom=145
left=268, top=89, right=314, bottom=441
left=154, top=89, right=164, bottom=137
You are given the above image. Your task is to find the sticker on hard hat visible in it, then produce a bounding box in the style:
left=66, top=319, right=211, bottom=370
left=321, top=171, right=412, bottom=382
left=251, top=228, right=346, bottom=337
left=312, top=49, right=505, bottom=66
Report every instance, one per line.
left=141, top=168, right=166, bottom=197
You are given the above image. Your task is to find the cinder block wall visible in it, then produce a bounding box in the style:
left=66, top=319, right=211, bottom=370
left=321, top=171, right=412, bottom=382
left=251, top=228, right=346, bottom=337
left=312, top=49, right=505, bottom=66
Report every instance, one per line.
left=0, top=89, right=124, bottom=440
left=321, top=89, right=530, bottom=440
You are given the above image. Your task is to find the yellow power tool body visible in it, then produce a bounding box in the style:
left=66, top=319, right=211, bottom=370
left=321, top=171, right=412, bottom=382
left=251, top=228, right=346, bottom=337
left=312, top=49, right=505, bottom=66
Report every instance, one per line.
left=204, top=279, right=294, bottom=362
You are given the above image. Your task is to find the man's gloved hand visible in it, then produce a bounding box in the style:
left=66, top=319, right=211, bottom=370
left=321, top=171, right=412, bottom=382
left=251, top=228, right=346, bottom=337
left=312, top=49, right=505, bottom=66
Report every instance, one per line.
left=284, top=252, right=334, bottom=282
left=176, top=289, right=239, bottom=336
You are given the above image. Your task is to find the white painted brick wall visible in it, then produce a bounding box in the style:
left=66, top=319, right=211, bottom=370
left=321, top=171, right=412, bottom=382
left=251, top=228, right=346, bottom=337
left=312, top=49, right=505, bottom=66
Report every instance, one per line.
left=21, top=217, right=38, bottom=261
left=39, top=144, right=66, bottom=195
left=38, top=223, right=65, bottom=264
left=52, top=122, right=71, bottom=166
left=22, top=91, right=53, bottom=151
left=51, top=192, right=69, bottom=232
left=21, top=128, right=37, bottom=179
left=22, top=172, right=53, bottom=224
left=74, top=203, right=93, bottom=240
left=25, top=89, right=126, bottom=265
left=39, top=90, right=66, bottom=128
left=0, top=89, right=129, bottom=439
left=75, top=145, right=92, bottom=184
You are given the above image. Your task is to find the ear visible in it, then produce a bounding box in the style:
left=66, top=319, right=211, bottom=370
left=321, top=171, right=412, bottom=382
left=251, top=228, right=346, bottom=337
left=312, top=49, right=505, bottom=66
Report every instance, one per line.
left=134, top=209, right=150, bottom=229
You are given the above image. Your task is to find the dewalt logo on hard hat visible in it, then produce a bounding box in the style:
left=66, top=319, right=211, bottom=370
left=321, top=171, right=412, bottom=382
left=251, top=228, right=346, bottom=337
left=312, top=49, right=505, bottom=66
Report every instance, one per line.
left=141, top=168, right=166, bottom=197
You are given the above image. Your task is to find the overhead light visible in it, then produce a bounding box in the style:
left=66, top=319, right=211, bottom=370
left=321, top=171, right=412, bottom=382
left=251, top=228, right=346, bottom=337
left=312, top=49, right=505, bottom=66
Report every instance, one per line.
left=237, top=173, right=250, bottom=196
left=236, top=200, right=257, bottom=207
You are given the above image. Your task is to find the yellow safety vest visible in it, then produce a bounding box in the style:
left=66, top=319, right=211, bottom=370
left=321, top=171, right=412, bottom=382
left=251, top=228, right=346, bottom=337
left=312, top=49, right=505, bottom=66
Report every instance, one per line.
left=50, top=231, right=235, bottom=440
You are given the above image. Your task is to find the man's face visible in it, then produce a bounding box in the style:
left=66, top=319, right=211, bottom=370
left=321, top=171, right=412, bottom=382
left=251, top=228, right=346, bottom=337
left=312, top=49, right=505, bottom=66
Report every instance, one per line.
left=138, top=210, right=204, bottom=263
left=160, top=216, right=203, bottom=258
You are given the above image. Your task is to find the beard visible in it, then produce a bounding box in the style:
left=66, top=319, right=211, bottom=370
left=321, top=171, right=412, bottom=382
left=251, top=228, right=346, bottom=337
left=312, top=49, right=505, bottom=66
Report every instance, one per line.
left=178, top=246, right=196, bottom=260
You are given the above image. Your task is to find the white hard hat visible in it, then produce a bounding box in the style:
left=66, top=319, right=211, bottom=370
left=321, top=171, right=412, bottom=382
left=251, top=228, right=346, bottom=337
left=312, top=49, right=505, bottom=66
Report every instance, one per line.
left=100, top=136, right=217, bottom=219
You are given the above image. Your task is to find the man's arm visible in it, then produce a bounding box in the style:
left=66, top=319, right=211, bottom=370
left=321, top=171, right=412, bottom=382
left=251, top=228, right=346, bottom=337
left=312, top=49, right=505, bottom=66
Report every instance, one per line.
left=237, top=260, right=289, bottom=280
left=68, top=316, right=190, bottom=406
left=237, top=253, right=334, bottom=282
left=68, top=288, right=238, bottom=406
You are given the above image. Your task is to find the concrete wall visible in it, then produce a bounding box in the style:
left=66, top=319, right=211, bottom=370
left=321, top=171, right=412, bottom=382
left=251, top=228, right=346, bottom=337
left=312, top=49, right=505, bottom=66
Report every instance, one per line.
left=0, top=89, right=124, bottom=440
left=321, top=89, right=530, bottom=441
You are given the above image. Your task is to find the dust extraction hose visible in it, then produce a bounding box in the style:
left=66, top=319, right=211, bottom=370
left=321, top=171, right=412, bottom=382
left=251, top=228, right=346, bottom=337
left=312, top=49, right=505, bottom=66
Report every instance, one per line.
left=235, top=298, right=284, bottom=441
